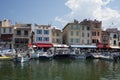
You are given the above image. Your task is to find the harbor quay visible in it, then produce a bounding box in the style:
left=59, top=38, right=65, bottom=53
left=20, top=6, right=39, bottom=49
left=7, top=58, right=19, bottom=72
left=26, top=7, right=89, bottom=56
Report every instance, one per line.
left=0, top=44, right=120, bottom=63
left=0, top=19, right=120, bottom=62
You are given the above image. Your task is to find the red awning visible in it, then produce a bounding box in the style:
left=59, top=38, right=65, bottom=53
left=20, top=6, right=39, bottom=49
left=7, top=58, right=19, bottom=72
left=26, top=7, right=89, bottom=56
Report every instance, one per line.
left=35, top=43, right=53, bottom=48
left=105, top=45, right=111, bottom=48
left=28, top=43, right=33, bottom=47
left=97, top=44, right=103, bottom=48
left=97, top=44, right=110, bottom=48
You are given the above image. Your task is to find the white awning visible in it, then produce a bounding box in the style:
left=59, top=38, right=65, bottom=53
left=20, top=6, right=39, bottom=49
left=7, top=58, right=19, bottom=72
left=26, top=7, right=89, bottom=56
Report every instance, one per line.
left=53, top=44, right=69, bottom=47
left=110, top=46, right=120, bottom=49
left=33, top=45, right=37, bottom=47
left=70, top=45, right=97, bottom=48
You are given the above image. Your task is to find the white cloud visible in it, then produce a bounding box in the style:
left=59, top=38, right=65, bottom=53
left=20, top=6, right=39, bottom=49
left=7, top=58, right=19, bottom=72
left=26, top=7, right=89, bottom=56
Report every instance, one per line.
left=55, top=0, right=120, bottom=29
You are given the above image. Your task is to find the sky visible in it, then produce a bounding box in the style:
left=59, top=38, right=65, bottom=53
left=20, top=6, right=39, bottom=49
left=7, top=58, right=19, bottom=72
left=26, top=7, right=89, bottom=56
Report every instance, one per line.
left=0, top=0, right=120, bottom=30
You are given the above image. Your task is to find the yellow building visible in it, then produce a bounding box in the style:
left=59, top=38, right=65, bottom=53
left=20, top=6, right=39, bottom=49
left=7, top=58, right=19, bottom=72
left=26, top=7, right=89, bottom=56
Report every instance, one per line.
left=63, top=19, right=102, bottom=46
left=52, top=27, right=62, bottom=44
left=63, top=20, right=81, bottom=45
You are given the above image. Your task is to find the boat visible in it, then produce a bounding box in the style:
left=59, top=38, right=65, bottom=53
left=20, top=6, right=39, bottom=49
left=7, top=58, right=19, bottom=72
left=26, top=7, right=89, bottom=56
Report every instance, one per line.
left=0, top=54, right=13, bottom=60
left=28, top=48, right=39, bottom=59
left=100, top=52, right=114, bottom=61
left=14, top=54, right=30, bottom=63
left=70, top=48, right=93, bottom=59
left=38, top=49, right=53, bottom=60
left=53, top=48, right=70, bottom=59
left=91, top=52, right=102, bottom=59
left=13, top=51, right=31, bottom=63
left=39, top=52, right=53, bottom=60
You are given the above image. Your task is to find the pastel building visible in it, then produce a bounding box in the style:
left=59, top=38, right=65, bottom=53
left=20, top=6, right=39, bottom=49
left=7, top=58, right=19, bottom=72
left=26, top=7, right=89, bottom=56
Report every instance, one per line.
left=0, top=19, right=14, bottom=49
left=14, top=23, right=32, bottom=49
left=63, top=20, right=81, bottom=45
left=97, top=31, right=110, bottom=48
left=51, top=27, right=62, bottom=44
left=80, top=19, right=92, bottom=45
left=34, top=24, right=52, bottom=49
left=106, top=28, right=119, bottom=48
left=80, top=19, right=102, bottom=45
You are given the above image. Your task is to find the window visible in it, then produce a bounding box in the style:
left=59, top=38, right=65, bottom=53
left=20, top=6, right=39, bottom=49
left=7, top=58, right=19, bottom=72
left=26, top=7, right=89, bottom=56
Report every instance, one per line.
left=56, top=33, right=59, bottom=36
left=76, top=39, right=79, bottom=43
left=82, top=40, right=84, bottom=44
left=113, top=40, right=116, bottom=45
left=37, top=30, right=42, bottom=34
left=70, top=38, right=73, bottom=43
left=71, top=31, right=73, bottom=36
left=36, top=37, right=42, bottom=41
left=113, top=34, right=117, bottom=38
left=56, top=39, right=60, bottom=43
left=92, top=39, right=96, bottom=43
left=87, top=26, right=90, bottom=30
left=103, top=35, right=108, bottom=41
left=71, top=26, right=73, bottom=29
left=71, top=25, right=78, bottom=30
left=17, top=30, right=21, bottom=35
left=92, top=32, right=96, bottom=36
left=3, top=28, right=6, bottom=33
left=44, top=37, right=49, bottom=41
left=76, top=25, right=79, bottom=29
left=44, top=30, right=49, bottom=35
left=39, top=37, right=42, bottom=41
left=82, top=26, right=84, bottom=30
left=97, top=32, right=99, bottom=36
left=87, top=40, right=89, bottom=44
left=9, top=28, right=12, bottom=33
left=76, top=31, right=79, bottom=36
left=88, top=33, right=90, bottom=37
left=82, top=32, right=84, bottom=37
left=24, top=30, right=28, bottom=36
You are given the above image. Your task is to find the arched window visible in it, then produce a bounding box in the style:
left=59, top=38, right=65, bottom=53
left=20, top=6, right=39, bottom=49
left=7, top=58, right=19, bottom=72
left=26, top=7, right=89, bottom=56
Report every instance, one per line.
left=113, top=34, right=117, bottom=38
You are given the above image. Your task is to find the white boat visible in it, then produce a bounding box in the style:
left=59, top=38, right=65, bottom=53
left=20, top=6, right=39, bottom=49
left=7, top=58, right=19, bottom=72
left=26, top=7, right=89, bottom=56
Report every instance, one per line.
left=53, top=48, right=70, bottom=59
left=0, top=48, right=16, bottom=56
left=28, top=48, right=39, bottom=59
left=0, top=49, right=14, bottom=60
left=14, top=54, right=30, bottom=63
left=70, top=48, right=92, bottom=59
left=39, top=52, right=53, bottom=59
left=92, top=52, right=102, bottom=59
left=14, top=51, right=31, bottom=63
left=100, top=52, right=114, bottom=60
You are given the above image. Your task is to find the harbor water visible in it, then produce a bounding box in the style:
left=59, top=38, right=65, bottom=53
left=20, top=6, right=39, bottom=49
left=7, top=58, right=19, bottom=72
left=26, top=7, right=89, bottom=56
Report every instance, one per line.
left=0, top=59, right=120, bottom=80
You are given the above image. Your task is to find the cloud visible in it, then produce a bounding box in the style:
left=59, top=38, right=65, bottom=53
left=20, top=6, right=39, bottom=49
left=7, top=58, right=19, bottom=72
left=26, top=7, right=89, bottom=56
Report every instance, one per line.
left=55, top=0, right=120, bottom=29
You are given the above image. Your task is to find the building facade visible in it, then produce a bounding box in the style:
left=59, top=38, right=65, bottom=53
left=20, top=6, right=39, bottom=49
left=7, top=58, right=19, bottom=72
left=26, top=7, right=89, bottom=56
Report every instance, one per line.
left=51, top=27, right=62, bottom=44
left=97, top=31, right=110, bottom=48
left=13, top=23, right=32, bottom=50
left=80, top=19, right=102, bottom=45
left=34, top=24, right=52, bottom=49
left=80, top=19, right=92, bottom=45
left=63, top=19, right=99, bottom=45
left=63, top=20, right=81, bottom=45
left=91, top=20, right=102, bottom=45
left=106, top=28, right=119, bottom=48
left=0, top=19, right=14, bottom=49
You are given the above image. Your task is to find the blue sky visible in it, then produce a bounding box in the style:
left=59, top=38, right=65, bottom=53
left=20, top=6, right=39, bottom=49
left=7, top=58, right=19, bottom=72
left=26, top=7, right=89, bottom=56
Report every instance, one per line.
left=0, top=0, right=120, bottom=29
left=0, top=0, right=69, bottom=28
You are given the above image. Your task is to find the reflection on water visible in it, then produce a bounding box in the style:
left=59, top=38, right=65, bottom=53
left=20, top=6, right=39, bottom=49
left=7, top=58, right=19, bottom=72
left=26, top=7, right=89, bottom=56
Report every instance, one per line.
left=0, top=59, right=120, bottom=80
